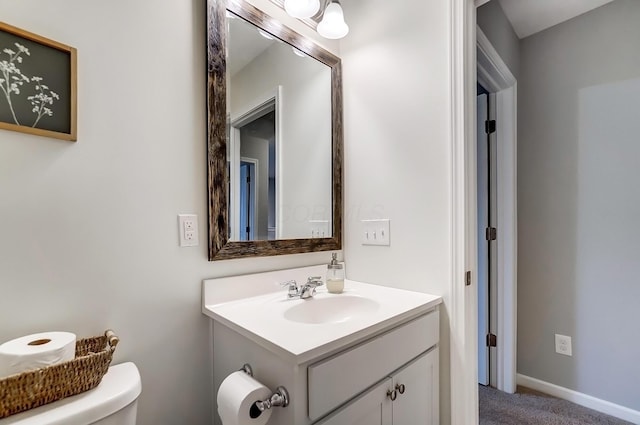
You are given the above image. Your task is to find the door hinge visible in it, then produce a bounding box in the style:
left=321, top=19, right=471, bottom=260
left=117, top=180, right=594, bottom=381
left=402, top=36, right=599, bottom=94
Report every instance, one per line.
left=465, top=271, right=471, bottom=286
left=485, top=227, right=497, bottom=241
left=487, top=333, right=497, bottom=347
left=485, top=119, right=496, bottom=134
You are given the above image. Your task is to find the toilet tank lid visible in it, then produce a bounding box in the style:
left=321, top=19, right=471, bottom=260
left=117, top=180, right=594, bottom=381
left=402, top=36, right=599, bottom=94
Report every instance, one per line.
left=0, top=362, right=142, bottom=425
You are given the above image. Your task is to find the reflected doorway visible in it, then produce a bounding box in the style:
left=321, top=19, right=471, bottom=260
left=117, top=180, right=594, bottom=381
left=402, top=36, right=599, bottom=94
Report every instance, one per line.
left=229, top=96, right=278, bottom=241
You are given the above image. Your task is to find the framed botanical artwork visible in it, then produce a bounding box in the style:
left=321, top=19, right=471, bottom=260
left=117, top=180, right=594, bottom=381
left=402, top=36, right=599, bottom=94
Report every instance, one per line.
left=0, top=22, right=77, bottom=141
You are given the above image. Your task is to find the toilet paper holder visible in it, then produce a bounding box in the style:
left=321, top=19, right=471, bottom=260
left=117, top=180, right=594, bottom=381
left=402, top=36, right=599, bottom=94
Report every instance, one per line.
left=239, top=363, right=289, bottom=411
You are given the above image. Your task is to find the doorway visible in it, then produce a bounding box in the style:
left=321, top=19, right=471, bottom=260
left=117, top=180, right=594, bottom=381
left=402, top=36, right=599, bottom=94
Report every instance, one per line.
left=233, top=112, right=275, bottom=241
left=229, top=88, right=280, bottom=241
left=476, top=26, right=518, bottom=394
left=449, top=2, right=519, bottom=423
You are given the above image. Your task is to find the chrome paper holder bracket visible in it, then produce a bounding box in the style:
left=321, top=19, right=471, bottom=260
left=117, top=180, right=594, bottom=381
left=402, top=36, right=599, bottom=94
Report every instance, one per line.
left=238, top=363, right=290, bottom=411
left=255, top=386, right=290, bottom=411
left=239, top=363, right=253, bottom=376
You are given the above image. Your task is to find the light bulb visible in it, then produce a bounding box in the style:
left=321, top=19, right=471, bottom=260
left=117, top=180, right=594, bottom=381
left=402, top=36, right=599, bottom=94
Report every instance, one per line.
left=284, top=0, right=320, bottom=19
left=317, top=1, right=349, bottom=39
left=258, top=29, right=275, bottom=40
left=292, top=47, right=307, bottom=57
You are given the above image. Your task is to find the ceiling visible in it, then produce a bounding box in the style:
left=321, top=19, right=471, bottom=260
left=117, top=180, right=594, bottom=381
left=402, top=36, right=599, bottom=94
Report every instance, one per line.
left=496, top=0, right=617, bottom=38
left=227, top=14, right=276, bottom=77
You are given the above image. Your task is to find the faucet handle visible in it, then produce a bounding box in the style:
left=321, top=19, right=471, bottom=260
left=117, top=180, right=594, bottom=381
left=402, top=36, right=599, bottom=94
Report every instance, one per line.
left=280, top=280, right=298, bottom=289
left=306, top=276, right=324, bottom=287
left=280, top=280, right=299, bottom=298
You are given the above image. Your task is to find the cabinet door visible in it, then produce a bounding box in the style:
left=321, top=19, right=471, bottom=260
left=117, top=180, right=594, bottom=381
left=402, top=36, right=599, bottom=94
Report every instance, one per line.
left=316, top=378, right=393, bottom=425
left=392, top=348, right=439, bottom=425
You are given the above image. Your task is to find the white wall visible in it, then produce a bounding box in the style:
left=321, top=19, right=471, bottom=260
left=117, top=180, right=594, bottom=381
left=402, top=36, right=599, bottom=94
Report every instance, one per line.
left=0, top=0, right=463, bottom=422
left=341, top=0, right=454, bottom=421
left=231, top=41, right=332, bottom=239
left=518, top=0, right=640, bottom=410
left=0, top=1, right=340, bottom=424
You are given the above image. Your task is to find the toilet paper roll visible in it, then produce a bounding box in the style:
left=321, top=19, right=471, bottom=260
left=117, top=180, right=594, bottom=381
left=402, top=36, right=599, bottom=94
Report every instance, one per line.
left=0, top=331, right=76, bottom=378
left=217, top=371, right=273, bottom=425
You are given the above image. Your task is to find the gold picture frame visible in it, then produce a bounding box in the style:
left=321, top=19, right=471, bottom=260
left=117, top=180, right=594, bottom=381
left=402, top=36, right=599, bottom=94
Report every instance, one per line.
left=0, top=22, right=77, bottom=141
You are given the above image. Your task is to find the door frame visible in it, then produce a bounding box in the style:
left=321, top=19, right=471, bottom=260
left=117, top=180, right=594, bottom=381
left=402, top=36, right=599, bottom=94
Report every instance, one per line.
left=449, top=1, right=478, bottom=423
left=450, top=0, right=517, bottom=423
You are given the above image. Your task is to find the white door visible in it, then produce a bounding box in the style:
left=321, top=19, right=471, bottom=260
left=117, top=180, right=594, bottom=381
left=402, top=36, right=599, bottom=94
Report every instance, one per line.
left=477, top=92, right=490, bottom=386
left=239, top=159, right=257, bottom=240
left=477, top=89, right=499, bottom=387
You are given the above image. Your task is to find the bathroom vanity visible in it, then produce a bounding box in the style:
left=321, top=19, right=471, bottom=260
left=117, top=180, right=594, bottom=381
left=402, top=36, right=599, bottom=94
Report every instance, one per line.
left=202, top=265, right=442, bottom=425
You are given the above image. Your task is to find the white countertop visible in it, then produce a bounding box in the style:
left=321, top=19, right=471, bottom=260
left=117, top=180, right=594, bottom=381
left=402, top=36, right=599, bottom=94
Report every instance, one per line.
left=202, top=269, right=441, bottom=364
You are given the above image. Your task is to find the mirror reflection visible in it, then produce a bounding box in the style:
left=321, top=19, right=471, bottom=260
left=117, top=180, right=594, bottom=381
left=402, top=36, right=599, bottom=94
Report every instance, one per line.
left=226, top=13, right=333, bottom=241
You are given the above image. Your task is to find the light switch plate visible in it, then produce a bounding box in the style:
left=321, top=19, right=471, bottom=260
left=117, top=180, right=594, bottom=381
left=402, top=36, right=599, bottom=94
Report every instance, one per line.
left=361, top=219, right=390, bottom=246
left=309, top=220, right=330, bottom=238
left=178, top=214, right=199, bottom=247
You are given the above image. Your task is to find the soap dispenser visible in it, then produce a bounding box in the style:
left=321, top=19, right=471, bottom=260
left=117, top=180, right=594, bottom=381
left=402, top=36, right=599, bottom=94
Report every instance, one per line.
left=326, top=253, right=344, bottom=293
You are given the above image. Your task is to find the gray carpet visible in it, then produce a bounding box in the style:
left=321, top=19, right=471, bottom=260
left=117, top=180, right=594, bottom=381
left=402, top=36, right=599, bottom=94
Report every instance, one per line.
left=479, top=385, right=634, bottom=425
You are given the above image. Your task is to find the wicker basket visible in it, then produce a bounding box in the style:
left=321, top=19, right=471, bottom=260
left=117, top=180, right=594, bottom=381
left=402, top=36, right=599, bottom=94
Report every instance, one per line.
left=0, top=330, right=119, bottom=419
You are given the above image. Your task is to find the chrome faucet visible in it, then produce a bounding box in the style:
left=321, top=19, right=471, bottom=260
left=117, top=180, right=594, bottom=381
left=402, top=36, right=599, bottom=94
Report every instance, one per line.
left=299, top=276, right=324, bottom=299
left=281, top=276, right=324, bottom=299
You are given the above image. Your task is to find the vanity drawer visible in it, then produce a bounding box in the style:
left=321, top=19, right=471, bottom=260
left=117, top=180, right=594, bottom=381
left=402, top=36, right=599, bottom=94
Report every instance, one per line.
left=307, top=310, right=439, bottom=420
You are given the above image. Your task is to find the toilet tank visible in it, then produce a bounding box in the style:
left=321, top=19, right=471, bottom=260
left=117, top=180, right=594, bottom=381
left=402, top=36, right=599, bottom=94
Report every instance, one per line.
left=0, top=362, right=141, bottom=425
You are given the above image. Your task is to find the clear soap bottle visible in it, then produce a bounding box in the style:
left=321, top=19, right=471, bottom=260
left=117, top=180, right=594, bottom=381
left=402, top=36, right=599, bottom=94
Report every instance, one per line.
left=326, top=253, right=344, bottom=294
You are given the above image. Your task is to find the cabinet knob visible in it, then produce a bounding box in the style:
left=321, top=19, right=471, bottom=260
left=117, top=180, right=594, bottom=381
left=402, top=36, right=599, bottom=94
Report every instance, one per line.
left=395, top=383, right=406, bottom=394
left=386, top=389, right=397, bottom=401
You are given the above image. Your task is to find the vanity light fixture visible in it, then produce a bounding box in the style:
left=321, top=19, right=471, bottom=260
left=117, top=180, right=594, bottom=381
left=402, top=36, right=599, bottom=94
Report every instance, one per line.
left=284, top=0, right=320, bottom=19
left=317, top=0, right=349, bottom=39
left=280, top=0, right=349, bottom=40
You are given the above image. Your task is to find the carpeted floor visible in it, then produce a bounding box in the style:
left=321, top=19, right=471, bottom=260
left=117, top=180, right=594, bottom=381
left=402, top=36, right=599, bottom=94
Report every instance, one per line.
left=479, top=385, right=634, bottom=424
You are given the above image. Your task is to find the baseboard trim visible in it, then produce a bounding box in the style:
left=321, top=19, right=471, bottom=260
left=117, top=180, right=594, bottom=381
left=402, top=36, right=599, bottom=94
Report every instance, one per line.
left=516, top=374, right=640, bottom=424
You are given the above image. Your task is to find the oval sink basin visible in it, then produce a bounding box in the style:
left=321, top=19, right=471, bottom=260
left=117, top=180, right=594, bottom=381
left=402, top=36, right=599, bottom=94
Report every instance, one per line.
left=284, top=295, right=380, bottom=324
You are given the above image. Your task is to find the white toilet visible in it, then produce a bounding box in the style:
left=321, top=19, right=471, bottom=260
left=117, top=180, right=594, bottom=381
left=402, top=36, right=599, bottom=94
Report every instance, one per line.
left=0, top=362, right=141, bottom=425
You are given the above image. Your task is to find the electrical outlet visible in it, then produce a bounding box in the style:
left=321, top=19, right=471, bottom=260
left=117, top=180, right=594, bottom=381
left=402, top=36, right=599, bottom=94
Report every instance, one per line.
left=178, top=214, right=199, bottom=247
left=555, top=334, right=572, bottom=356
left=183, top=219, right=195, bottom=231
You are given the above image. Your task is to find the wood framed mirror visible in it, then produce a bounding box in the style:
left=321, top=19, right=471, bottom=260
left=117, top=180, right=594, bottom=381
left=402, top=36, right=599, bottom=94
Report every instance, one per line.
left=207, top=0, right=343, bottom=260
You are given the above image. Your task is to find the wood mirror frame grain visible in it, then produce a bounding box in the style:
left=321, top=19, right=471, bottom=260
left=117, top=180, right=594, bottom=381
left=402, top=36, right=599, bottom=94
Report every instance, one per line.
left=207, top=0, right=343, bottom=260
